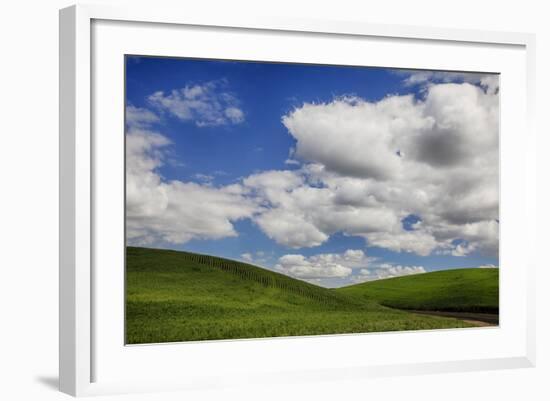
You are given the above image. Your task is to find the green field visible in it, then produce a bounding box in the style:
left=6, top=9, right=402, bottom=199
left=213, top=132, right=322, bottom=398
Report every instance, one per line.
left=126, top=247, right=496, bottom=344
left=336, top=268, right=499, bottom=314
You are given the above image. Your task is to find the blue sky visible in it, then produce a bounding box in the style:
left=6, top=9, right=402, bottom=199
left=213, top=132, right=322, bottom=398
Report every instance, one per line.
left=125, top=55, right=499, bottom=287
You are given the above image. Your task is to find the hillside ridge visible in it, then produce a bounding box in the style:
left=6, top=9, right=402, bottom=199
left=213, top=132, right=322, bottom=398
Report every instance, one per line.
left=125, top=246, right=487, bottom=343
left=127, top=246, right=357, bottom=307
left=335, top=267, right=499, bottom=314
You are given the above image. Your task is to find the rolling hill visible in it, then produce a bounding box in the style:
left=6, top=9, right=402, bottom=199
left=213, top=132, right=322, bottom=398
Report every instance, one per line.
left=126, top=247, right=489, bottom=344
left=335, top=268, right=498, bottom=314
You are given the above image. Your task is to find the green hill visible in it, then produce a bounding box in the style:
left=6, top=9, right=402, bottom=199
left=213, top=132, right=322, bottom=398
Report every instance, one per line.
left=335, top=268, right=498, bottom=314
left=126, top=247, right=480, bottom=344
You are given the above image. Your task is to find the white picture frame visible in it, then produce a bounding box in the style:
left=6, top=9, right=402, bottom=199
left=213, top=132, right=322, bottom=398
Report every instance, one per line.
left=59, top=4, right=536, bottom=397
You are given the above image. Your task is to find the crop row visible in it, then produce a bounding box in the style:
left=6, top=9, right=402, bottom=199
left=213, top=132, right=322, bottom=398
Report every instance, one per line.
left=181, top=252, right=352, bottom=307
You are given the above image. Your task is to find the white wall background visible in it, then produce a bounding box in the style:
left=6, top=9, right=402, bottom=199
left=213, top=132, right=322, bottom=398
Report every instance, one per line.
left=0, top=0, right=547, bottom=399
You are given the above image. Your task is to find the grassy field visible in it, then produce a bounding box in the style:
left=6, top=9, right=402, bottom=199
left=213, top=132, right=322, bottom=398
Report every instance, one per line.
left=336, top=268, right=498, bottom=314
left=126, top=247, right=495, bottom=344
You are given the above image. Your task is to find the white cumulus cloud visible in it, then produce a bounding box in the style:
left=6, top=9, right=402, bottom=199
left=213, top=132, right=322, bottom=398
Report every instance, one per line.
left=125, top=106, right=256, bottom=246
left=269, top=80, right=499, bottom=257
left=352, top=263, right=426, bottom=283
left=274, top=249, right=370, bottom=279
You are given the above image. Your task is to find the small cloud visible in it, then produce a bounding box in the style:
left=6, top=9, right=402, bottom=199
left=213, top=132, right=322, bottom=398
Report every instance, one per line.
left=274, top=249, right=371, bottom=280
left=193, top=173, right=215, bottom=183
left=351, top=264, right=426, bottom=283
left=395, top=69, right=499, bottom=94
left=225, top=107, right=245, bottom=124
left=478, top=264, right=498, bottom=269
left=148, top=80, right=245, bottom=127
left=451, top=241, right=476, bottom=257
left=192, top=170, right=232, bottom=183
left=240, top=251, right=270, bottom=267
left=126, top=105, right=159, bottom=129
left=167, top=158, right=186, bottom=168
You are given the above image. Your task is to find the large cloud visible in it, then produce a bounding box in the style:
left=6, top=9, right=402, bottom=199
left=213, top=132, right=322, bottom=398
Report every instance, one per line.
left=282, top=95, right=429, bottom=180
left=283, top=83, right=498, bottom=176
left=258, top=80, right=499, bottom=257
left=125, top=107, right=256, bottom=246
left=243, top=164, right=497, bottom=256
left=243, top=169, right=415, bottom=250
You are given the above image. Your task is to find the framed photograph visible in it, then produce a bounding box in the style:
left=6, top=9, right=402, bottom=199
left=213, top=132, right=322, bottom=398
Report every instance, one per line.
left=59, top=4, right=536, bottom=397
